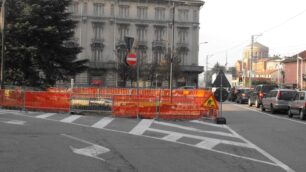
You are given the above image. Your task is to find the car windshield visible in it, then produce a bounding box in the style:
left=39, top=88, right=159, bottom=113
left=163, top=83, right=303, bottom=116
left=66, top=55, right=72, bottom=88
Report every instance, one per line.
left=262, top=86, right=277, bottom=93
left=239, top=89, right=250, bottom=93
left=279, top=91, right=296, bottom=100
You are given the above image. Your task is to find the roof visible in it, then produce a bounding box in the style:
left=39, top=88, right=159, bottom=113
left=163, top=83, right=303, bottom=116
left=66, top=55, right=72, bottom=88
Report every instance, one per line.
left=245, top=42, right=269, bottom=50
left=282, top=50, right=306, bottom=63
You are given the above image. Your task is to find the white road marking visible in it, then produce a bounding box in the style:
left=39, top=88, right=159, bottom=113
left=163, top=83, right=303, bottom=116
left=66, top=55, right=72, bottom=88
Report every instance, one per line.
left=162, top=133, right=182, bottom=141
left=5, top=120, right=26, bottom=125
left=61, top=134, right=110, bottom=162
left=233, top=103, right=306, bottom=126
left=154, top=121, right=236, bottom=138
left=196, top=140, right=220, bottom=149
left=129, top=119, right=154, bottom=135
left=1, top=109, right=288, bottom=169
left=191, top=120, right=227, bottom=128
left=91, top=117, right=114, bottom=129
left=148, top=128, right=253, bottom=149
left=60, top=115, right=82, bottom=123
left=36, top=113, right=56, bottom=119
left=225, top=125, right=295, bottom=172
left=0, top=118, right=26, bottom=125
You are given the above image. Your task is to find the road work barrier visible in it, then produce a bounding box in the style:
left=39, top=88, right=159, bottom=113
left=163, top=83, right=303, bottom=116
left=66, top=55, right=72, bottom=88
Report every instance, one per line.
left=0, top=88, right=219, bottom=120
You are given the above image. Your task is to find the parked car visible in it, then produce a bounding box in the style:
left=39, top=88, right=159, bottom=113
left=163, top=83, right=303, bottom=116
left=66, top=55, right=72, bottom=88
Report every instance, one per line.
left=235, top=88, right=251, bottom=104
left=248, top=84, right=277, bottom=108
left=288, top=91, right=306, bottom=120
left=261, top=89, right=297, bottom=114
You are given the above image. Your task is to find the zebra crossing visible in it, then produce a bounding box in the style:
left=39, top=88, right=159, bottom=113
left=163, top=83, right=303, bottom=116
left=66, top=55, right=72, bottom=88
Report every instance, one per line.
left=0, top=109, right=283, bottom=168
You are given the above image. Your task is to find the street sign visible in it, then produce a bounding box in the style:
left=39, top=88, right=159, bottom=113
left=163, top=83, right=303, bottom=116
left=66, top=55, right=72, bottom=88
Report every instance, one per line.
left=214, top=88, right=228, bottom=102
left=126, top=53, right=137, bottom=66
left=124, top=36, right=134, bottom=51
left=212, top=70, right=231, bottom=88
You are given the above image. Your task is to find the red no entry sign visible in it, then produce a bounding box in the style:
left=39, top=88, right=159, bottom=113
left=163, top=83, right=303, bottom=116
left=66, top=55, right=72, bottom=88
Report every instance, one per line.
left=126, top=53, right=137, bottom=66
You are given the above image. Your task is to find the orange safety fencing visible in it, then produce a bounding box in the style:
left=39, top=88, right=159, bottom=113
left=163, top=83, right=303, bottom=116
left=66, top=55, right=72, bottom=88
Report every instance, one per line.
left=25, top=91, right=70, bottom=112
left=0, top=88, right=219, bottom=120
left=0, top=89, right=23, bottom=109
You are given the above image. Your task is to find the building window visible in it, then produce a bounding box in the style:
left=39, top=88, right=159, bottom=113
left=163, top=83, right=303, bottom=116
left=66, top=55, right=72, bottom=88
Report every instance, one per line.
left=92, top=22, right=103, bottom=39
left=155, top=7, right=165, bottom=20
left=92, top=49, right=103, bottom=62
left=179, top=51, right=188, bottom=65
left=111, top=4, right=114, bottom=16
left=119, top=5, right=129, bottom=18
left=93, top=3, right=104, bottom=16
left=193, top=10, right=198, bottom=22
left=137, top=26, right=147, bottom=42
left=69, top=2, right=79, bottom=14
left=139, top=49, right=147, bottom=64
left=153, top=51, right=164, bottom=64
left=118, top=25, right=129, bottom=41
left=178, top=28, right=188, bottom=43
left=137, top=6, right=147, bottom=19
left=178, top=9, right=189, bottom=21
left=154, top=26, right=165, bottom=41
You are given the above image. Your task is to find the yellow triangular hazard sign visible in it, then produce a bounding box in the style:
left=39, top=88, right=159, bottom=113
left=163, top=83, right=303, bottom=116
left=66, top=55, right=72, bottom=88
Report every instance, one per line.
left=203, top=96, right=217, bottom=109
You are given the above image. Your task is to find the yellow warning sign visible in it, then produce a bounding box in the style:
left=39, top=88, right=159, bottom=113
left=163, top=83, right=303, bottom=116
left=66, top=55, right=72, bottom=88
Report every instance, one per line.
left=203, top=96, right=217, bottom=109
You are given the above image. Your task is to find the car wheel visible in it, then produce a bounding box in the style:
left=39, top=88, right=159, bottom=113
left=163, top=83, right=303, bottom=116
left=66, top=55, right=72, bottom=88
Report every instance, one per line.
left=248, top=99, right=252, bottom=107
left=261, top=104, right=265, bottom=112
left=300, top=109, right=306, bottom=120
left=255, top=99, right=260, bottom=108
left=288, top=108, right=293, bottom=118
left=271, top=105, right=276, bottom=114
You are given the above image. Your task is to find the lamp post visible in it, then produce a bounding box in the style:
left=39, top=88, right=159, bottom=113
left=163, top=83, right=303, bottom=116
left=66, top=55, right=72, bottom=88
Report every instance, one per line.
left=0, top=0, right=6, bottom=89
left=250, top=33, right=262, bottom=87
left=205, top=54, right=213, bottom=88
left=298, top=56, right=303, bottom=90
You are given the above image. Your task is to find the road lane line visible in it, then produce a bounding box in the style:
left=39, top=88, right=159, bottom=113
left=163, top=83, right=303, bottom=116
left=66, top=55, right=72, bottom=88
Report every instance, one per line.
left=233, top=103, right=306, bottom=126
left=162, top=133, right=182, bottom=141
left=91, top=117, right=114, bottom=129
left=129, top=119, right=154, bottom=135
left=154, top=121, right=236, bottom=138
left=225, top=125, right=295, bottom=172
left=36, top=113, right=56, bottom=119
left=196, top=140, right=220, bottom=149
left=191, top=120, right=227, bottom=128
left=60, top=115, right=82, bottom=123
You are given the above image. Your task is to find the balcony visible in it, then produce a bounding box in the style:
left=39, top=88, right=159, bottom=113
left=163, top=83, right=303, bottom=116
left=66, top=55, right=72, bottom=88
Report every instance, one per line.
left=180, top=65, right=204, bottom=73
left=88, top=61, right=116, bottom=70
left=152, top=40, right=166, bottom=50
left=176, top=42, right=189, bottom=51
left=91, top=38, right=104, bottom=49
left=137, top=41, right=148, bottom=49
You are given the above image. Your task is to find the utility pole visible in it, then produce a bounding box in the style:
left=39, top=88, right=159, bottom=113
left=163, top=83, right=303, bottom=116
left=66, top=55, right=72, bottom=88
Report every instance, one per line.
left=0, top=0, right=6, bottom=89
left=250, top=35, right=254, bottom=88
left=169, top=1, right=175, bottom=98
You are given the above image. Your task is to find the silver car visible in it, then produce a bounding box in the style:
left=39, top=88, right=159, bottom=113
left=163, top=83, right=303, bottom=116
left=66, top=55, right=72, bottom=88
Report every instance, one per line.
left=288, top=91, right=306, bottom=120
left=261, top=89, right=297, bottom=114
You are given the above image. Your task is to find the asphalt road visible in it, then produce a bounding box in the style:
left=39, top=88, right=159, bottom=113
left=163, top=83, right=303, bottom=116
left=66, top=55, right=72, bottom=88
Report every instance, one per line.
left=224, top=101, right=306, bottom=172
left=0, top=104, right=305, bottom=172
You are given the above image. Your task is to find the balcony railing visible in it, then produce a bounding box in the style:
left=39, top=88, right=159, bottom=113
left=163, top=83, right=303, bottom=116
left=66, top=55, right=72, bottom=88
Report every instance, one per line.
left=152, top=40, right=166, bottom=48
left=91, top=38, right=104, bottom=49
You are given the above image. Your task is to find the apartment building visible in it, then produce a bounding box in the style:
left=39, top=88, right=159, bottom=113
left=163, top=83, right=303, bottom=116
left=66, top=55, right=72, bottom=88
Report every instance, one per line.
left=67, top=0, right=204, bottom=87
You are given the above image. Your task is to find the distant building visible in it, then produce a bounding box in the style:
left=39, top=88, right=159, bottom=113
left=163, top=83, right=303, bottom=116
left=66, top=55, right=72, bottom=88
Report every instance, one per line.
left=66, top=0, right=204, bottom=87
left=282, top=50, right=306, bottom=89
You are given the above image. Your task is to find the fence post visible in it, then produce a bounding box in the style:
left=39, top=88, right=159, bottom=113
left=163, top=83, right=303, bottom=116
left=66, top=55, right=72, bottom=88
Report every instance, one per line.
left=155, top=96, right=160, bottom=120
left=22, top=87, right=26, bottom=112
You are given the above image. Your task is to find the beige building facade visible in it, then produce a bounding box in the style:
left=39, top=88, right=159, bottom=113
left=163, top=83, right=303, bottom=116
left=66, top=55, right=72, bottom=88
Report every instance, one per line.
left=67, top=0, right=204, bottom=87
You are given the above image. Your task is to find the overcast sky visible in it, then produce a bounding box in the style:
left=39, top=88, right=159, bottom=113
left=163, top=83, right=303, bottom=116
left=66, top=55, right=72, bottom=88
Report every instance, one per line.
left=198, top=0, right=306, bottom=69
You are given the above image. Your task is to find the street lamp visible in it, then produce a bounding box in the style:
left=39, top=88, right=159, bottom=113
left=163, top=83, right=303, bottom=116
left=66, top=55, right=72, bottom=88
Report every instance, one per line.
left=250, top=33, right=262, bottom=87
left=0, top=0, right=6, bottom=89
left=298, top=56, right=303, bottom=90
left=169, top=0, right=188, bottom=98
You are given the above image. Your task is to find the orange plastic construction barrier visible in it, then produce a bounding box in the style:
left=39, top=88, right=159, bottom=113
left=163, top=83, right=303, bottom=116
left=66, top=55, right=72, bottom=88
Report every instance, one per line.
left=0, top=89, right=23, bottom=109
left=25, top=91, right=70, bottom=112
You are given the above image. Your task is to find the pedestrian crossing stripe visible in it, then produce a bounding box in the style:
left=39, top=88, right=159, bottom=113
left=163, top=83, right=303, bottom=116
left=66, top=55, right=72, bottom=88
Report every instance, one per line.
left=203, top=95, right=218, bottom=109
